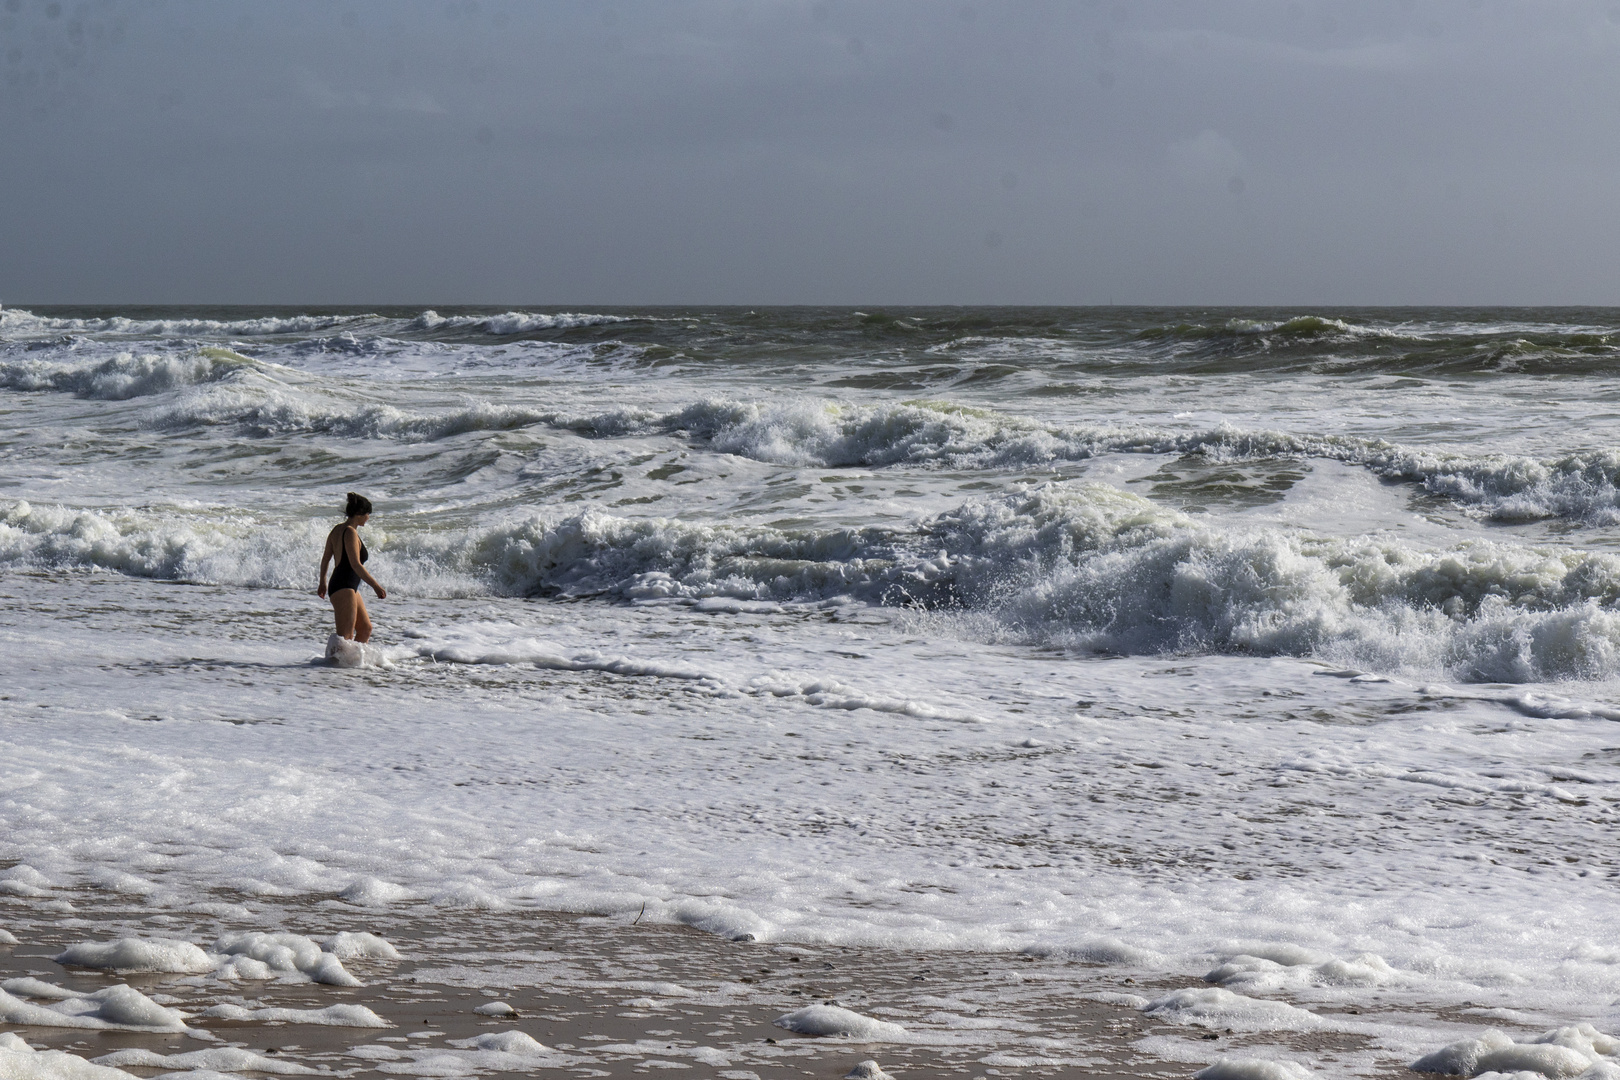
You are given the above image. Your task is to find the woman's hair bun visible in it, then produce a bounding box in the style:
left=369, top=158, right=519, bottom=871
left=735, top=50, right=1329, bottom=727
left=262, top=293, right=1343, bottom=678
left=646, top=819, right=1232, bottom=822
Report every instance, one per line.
left=345, top=492, right=373, bottom=517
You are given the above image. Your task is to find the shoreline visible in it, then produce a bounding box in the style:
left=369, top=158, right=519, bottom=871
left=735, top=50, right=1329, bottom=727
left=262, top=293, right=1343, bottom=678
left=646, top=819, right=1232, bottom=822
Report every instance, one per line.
left=0, top=886, right=1414, bottom=1079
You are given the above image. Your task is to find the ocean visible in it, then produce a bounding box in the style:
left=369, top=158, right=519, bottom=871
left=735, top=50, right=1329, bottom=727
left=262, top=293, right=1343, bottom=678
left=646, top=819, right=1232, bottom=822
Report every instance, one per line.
left=6, top=304, right=1620, bottom=1075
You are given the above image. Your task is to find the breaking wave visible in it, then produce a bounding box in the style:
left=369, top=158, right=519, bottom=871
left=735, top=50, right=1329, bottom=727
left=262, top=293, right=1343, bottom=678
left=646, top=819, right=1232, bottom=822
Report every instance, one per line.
left=0, top=306, right=639, bottom=343
left=407, top=310, right=634, bottom=334
left=0, top=308, right=373, bottom=339
left=150, top=389, right=564, bottom=440
left=129, top=388, right=1620, bottom=524
left=0, top=347, right=259, bottom=400
left=1140, top=314, right=1391, bottom=343
left=8, top=486, right=1620, bottom=683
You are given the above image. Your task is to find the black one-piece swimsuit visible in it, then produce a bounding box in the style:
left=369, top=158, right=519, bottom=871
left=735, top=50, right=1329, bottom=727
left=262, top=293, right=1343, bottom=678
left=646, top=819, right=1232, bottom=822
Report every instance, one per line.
left=329, top=535, right=369, bottom=593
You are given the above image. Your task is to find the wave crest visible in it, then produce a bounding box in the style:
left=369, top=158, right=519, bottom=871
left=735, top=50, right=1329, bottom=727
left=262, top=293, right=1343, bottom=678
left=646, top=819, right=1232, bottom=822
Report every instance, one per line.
left=0, top=347, right=257, bottom=400
left=0, top=307, right=639, bottom=343
left=408, top=310, right=634, bottom=335
left=930, top=485, right=1620, bottom=681
left=0, top=308, right=370, bottom=339
left=10, top=487, right=1620, bottom=682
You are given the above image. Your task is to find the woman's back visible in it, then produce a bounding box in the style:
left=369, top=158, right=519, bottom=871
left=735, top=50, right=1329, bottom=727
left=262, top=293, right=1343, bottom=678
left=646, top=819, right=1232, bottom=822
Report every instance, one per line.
left=325, top=524, right=368, bottom=592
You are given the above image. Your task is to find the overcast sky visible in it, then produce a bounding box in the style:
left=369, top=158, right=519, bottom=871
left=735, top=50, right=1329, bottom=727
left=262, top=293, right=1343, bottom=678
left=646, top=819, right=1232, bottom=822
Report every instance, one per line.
left=3, top=0, right=1618, bottom=305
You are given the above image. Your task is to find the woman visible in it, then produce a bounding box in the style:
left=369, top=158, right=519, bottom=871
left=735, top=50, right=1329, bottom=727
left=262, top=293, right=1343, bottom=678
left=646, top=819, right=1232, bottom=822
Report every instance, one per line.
left=317, top=492, right=386, bottom=642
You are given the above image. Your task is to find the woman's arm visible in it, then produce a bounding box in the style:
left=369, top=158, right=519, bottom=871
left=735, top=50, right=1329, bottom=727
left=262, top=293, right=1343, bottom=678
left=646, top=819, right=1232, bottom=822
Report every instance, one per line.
left=344, top=526, right=387, bottom=599
left=316, top=543, right=332, bottom=598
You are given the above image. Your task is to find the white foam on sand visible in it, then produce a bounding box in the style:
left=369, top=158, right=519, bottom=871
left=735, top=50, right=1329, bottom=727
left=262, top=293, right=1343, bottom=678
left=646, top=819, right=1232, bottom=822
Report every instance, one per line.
left=212, top=931, right=365, bottom=985
left=199, top=1002, right=389, bottom=1027
left=2, top=978, right=81, bottom=1000
left=1140, top=988, right=1325, bottom=1033
left=339, top=879, right=422, bottom=907
left=773, top=1005, right=909, bottom=1041
left=1202, top=951, right=1401, bottom=995
left=324, top=931, right=402, bottom=961
left=52, top=933, right=397, bottom=987
left=844, top=1062, right=896, bottom=1080
left=1195, top=1060, right=1315, bottom=1080
left=0, top=1033, right=140, bottom=1080
left=1412, top=1024, right=1620, bottom=1078
left=93, top=1048, right=319, bottom=1075
left=56, top=938, right=214, bottom=974
left=0, top=866, right=58, bottom=898
left=0, top=984, right=189, bottom=1031
left=347, top=1030, right=579, bottom=1074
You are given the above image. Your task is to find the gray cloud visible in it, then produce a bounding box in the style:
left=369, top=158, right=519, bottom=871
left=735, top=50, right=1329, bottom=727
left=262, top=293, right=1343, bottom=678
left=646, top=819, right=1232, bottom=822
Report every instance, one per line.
left=1, top=0, right=1617, bottom=304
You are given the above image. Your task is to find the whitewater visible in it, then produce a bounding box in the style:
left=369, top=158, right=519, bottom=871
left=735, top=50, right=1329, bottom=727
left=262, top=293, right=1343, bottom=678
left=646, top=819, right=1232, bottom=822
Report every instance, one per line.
left=7, top=304, right=1620, bottom=1076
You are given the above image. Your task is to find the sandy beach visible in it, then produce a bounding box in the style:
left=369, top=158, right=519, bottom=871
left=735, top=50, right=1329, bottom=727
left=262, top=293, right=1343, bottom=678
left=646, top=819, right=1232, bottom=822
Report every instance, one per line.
left=0, top=886, right=1424, bottom=1079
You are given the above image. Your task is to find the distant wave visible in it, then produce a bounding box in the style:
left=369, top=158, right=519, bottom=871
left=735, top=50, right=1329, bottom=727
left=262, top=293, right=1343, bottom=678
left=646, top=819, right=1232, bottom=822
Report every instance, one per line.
left=7, top=486, right=1620, bottom=682
left=407, top=310, right=635, bottom=334
left=1133, top=313, right=1617, bottom=347
left=1121, top=314, right=1620, bottom=374
left=0, top=306, right=640, bottom=342
left=0, top=308, right=373, bottom=339
left=1138, top=314, right=1395, bottom=343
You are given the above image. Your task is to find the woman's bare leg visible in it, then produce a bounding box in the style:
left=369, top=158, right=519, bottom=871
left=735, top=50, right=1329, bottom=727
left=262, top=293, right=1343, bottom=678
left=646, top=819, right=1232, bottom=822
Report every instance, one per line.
left=353, top=594, right=373, bottom=643
left=331, top=590, right=359, bottom=639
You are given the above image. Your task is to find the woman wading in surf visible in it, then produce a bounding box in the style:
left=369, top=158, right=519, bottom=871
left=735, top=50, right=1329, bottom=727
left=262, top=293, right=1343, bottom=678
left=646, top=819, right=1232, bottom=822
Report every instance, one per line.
left=317, top=492, right=386, bottom=642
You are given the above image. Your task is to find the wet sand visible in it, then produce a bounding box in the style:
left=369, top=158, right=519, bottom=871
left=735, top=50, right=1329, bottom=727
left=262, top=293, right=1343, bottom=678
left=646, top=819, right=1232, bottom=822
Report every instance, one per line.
left=1, top=889, right=1402, bottom=1078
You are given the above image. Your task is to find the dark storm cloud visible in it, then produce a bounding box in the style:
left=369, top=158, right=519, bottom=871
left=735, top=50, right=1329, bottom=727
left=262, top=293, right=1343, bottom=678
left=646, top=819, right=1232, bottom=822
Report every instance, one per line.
left=1, top=0, right=1617, bottom=303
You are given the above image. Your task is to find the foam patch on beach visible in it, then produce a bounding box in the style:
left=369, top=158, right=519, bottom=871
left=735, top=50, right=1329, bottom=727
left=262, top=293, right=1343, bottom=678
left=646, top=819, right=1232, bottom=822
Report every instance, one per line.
left=1412, top=1024, right=1620, bottom=1077
left=0, top=1033, right=141, bottom=1080
left=57, top=933, right=399, bottom=987
left=347, top=1031, right=582, bottom=1074
left=1141, top=988, right=1324, bottom=1032
left=93, top=1048, right=319, bottom=1075
left=199, top=1003, right=390, bottom=1027
left=0, top=983, right=189, bottom=1031
left=774, top=1005, right=909, bottom=1041
left=1202, top=950, right=1403, bottom=995
left=1194, top=1060, right=1316, bottom=1080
